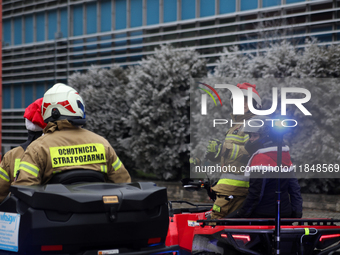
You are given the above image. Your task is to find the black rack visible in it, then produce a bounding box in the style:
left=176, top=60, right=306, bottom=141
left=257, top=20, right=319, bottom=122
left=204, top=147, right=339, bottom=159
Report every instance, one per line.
left=168, top=201, right=213, bottom=216
left=197, top=218, right=340, bottom=227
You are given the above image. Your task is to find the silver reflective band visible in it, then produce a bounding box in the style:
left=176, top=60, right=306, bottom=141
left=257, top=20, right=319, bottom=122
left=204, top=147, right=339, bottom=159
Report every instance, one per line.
left=220, top=173, right=249, bottom=182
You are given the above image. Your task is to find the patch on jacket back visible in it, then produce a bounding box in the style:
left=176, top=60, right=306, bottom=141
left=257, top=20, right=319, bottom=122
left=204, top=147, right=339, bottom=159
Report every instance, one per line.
left=49, top=143, right=106, bottom=168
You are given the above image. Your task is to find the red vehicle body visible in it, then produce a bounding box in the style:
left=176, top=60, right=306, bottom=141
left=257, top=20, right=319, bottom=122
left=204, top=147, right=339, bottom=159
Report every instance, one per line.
left=166, top=201, right=211, bottom=254
left=165, top=201, right=340, bottom=254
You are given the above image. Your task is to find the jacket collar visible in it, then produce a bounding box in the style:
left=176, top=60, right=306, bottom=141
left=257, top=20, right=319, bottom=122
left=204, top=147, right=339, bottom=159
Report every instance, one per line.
left=43, top=119, right=79, bottom=134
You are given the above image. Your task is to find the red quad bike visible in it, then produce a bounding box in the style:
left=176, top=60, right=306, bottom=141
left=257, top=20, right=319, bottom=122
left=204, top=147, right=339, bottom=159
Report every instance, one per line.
left=0, top=170, right=180, bottom=255
left=165, top=179, right=340, bottom=255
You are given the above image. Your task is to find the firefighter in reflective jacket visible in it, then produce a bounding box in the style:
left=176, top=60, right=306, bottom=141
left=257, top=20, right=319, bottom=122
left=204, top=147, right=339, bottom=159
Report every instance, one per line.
left=13, top=83, right=131, bottom=186
left=206, top=83, right=262, bottom=219
left=226, top=116, right=303, bottom=218
left=0, top=98, right=47, bottom=202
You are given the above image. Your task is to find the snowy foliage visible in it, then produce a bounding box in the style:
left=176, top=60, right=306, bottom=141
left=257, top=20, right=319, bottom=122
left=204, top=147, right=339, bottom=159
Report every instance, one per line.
left=121, top=45, right=207, bottom=179
left=68, top=65, right=134, bottom=170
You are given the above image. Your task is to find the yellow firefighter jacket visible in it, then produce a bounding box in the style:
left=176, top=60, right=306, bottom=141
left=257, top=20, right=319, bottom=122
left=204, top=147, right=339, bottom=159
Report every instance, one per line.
left=0, top=146, right=24, bottom=202
left=212, top=111, right=254, bottom=197
left=13, top=120, right=131, bottom=186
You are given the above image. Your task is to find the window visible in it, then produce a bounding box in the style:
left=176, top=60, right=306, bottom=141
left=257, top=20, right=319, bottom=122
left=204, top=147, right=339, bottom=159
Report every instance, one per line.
left=60, top=8, right=68, bottom=38
left=115, top=0, right=127, bottom=30
left=36, top=12, right=45, bottom=41
left=131, top=0, right=143, bottom=27
left=164, top=0, right=177, bottom=22
left=36, top=82, right=46, bottom=99
left=13, top=85, right=22, bottom=109
left=24, top=84, right=33, bottom=108
left=262, top=0, right=281, bottom=8
left=240, top=0, right=258, bottom=11
left=286, top=0, right=304, bottom=4
left=200, top=0, right=215, bottom=17
left=101, top=0, right=111, bottom=32
left=48, top=10, right=57, bottom=40
left=14, top=17, right=22, bottom=45
left=3, top=19, right=11, bottom=46
left=86, top=2, right=97, bottom=34
left=25, top=15, right=33, bottom=43
left=220, top=0, right=235, bottom=14
left=147, top=0, right=159, bottom=25
left=3, top=85, right=11, bottom=109
left=181, top=0, right=195, bottom=20
left=73, top=4, right=83, bottom=36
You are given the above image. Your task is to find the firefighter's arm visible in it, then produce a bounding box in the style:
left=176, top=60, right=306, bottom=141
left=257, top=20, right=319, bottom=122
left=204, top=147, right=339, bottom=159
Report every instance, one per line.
left=12, top=149, right=43, bottom=186
left=0, top=157, right=11, bottom=202
left=107, top=147, right=131, bottom=183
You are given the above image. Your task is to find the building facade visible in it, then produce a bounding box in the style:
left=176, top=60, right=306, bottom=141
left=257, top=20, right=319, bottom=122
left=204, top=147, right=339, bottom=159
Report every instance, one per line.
left=2, top=0, right=340, bottom=152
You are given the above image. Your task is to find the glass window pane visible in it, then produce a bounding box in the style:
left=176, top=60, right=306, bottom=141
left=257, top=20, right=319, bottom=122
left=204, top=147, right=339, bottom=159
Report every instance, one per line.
left=263, top=0, right=281, bottom=7
left=3, top=19, right=11, bottom=46
left=200, top=0, right=215, bottom=17
left=181, top=0, right=195, bottom=20
left=115, top=0, right=127, bottom=30
left=220, top=0, right=235, bottom=14
left=36, top=83, right=46, bottom=99
left=147, top=0, right=159, bottom=25
left=286, top=0, right=304, bottom=4
left=13, top=85, right=22, bottom=109
left=240, top=0, right=258, bottom=11
left=73, top=4, right=83, bottom=36
left=24, top=84, right=33, bottom=108
left=25, top=15, right=33, bottom=43
left=14, top=17, right=22, bottom=45
left=48, top=10, right=57, bottom=40
left=101, top=0, right=111, bottom=32
left=60, top=8, right=68, bottom=38
left=164, top=0, right=177, bottom=22
left=87, top=2, right=97, bottom=34
left=131, top=0, right=143, bottom=27
left=36, top=12, right=45, bottom=42
left=3, top=85, right=11, bottom=109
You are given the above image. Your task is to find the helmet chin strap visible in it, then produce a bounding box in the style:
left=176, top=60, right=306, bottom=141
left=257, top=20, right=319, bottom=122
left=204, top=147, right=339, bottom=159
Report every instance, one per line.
left=68, top=118, right=86, bottom=126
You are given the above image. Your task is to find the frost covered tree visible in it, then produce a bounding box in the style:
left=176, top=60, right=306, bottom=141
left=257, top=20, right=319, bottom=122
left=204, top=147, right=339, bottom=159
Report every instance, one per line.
left=213, top=46, right=250, bottom=78
left=121, top=44, right=207, bottom=179
left=68, top=65, right=134, bottom=170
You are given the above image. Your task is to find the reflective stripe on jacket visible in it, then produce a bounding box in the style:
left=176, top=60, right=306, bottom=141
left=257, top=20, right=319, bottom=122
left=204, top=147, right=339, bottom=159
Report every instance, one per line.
left=0, top=146, right=25, bottom=202
left=217, top=173, right=249, bottom=188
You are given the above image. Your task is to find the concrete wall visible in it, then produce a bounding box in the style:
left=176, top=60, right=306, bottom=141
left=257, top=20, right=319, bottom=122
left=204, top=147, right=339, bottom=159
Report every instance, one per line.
left=154, top=181, right=340, bottom=212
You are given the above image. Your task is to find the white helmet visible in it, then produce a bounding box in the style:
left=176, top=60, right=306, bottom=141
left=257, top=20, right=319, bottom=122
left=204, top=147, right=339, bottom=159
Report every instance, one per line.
left=42, top=83, right=86, bottom=125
